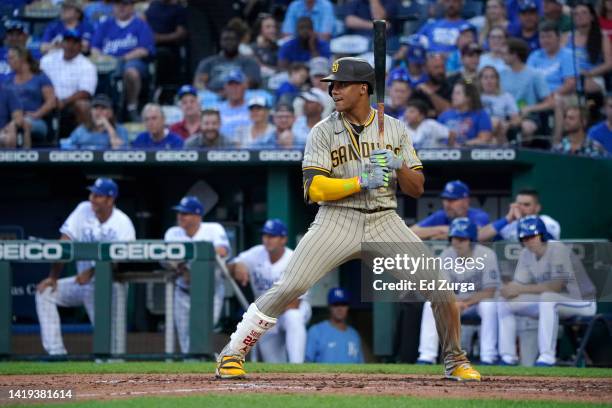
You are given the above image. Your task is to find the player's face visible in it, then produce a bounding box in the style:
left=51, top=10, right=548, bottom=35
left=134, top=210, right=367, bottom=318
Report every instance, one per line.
left=180, top=95, right=200, bottom=117
left=451, top=237, right=471, bottom=256
left=539, top=30, right=559, bottom=53
left=177, top=212, right=201, bottom=230
left=515, top=194, right=541, bottom=216
left=521, top=234, right=543, bottom=252
left=89, top=193, right=113, bottom=214
left=329, top=304, right=349, bottom=322
left=442, top=198, right=469, bottom=218
left=389, top=81, right=411, bottom=108
left=330, top=81, right=367, bottom=112
left=262, top=234, right=287, bottom=253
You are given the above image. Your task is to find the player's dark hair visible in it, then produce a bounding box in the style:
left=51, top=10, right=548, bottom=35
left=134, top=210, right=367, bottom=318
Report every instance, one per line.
left=455, top=79, right=482, bottom=111
left=406, top=99, right=428, bottom=116
left=517, top=188, right=540, bottom=202
left=506, top=38, right=530, bottom=63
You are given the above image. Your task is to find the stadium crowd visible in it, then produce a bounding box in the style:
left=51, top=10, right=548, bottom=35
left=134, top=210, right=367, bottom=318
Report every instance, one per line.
left=0, top=0, right=610, bottom=156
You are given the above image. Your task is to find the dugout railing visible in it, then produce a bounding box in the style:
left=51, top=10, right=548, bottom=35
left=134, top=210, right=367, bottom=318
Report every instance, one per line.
left=0, top=240, right=215, bottom=359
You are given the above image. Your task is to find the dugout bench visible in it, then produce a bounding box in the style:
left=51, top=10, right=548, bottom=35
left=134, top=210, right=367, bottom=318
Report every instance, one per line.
left=0, top=240, right=216, bottom=359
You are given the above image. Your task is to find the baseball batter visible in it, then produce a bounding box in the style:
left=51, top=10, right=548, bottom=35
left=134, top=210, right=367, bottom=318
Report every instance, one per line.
left=229, top=219, right=311, bottom=363
left=216, top=57, right=481, bottom=381
left=164, top=196, right=230, bottom=354
left=498, top=216, right=596, bottom=366
left=417, top=218, right=500, bottom=365
left=35, top=178, right=134, bottom=355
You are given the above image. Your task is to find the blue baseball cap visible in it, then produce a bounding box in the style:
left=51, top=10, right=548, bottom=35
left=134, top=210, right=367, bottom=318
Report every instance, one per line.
left=389, top=68, right=409, bottom=84
left=518, top=0, right=538, bottom=12
left=87, top=178, right=118, bottom=198
left=172, top=196, right=204, bottom=215
left=448, top=217, right=477, bottom=242
left=458, top=22, right=477, bottom=35
left=261, top=219, right=288, bottom=236
left=177, top=84, right=198, bottom=99
left=440, top=180, right=470, bottom=200
left=224, top=69, right=246, bottom=84
left=517, top=215, right=552, bottom=242
left=4, top=20, right=28, bottom=34
left=62, top=28, right=82, bottom=40
left=328, top=287, right=350, bottom=305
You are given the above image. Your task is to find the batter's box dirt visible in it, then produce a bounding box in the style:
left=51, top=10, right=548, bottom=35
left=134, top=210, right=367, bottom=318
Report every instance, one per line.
left=0, top=373, right=610, bottom=404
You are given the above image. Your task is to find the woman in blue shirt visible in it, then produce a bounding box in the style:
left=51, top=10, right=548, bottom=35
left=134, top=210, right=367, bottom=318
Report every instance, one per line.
left=439, top=79, right=493, bottom=146
left=6, top=46, right=56, bottom=143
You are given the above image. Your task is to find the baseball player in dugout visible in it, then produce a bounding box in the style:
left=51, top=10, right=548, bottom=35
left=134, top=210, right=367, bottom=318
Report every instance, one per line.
left=216, top=57, right=481, bottom=381
left=228, top=219, right=311, bottom=363
left=35, top=178, right=135, bottom=355
left=163, top=196, right=230, bottom=354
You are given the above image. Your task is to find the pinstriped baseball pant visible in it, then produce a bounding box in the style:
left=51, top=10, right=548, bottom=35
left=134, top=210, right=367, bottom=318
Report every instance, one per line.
left=255, top=205, right=468, bottom=368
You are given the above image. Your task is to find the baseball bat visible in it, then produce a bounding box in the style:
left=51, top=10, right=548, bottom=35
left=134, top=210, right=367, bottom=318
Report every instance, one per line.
left=373, top=20, right=387, bottom=192
left=215, top=254, right=250, bottom=310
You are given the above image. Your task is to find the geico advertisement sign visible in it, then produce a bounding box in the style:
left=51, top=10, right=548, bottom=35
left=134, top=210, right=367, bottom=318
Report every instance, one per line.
left=207, top=150, right=250, bottom=162
left=0, top=242, right=71, bottom=261
left=102, top=243, right=190, bottom=260
left=103, top=151, right=147, bottom=162
left=418, top=149, right=462, bottom=161
left=49, top=151, right=94, bottom=162
left=259, top=150, right=302, bottom=161
left=155, top=151, right=199, bottom=161
left=471, top=149, right=516, bottom=160
left=0, top=151, right=39, bottom=162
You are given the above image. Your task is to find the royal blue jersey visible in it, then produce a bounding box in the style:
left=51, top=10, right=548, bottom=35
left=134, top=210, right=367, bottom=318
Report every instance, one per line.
left=306, top=321, right=364, bottom=364
left=417, top=19, right=467, bottom=53
left=417, top=208, right=490, bottom=227
left=131, top=131, right=184, bottom=148
left=587, top=121, right=612, bottom=154
left=438, top=109, right=492, bottom=143
left=92, top=16, right=155, bottom=57
left=42, top=20, right=94, bottom=44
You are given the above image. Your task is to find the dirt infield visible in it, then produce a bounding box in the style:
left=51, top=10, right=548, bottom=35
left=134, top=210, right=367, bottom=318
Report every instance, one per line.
left=1, top=373, right=611, bottom=404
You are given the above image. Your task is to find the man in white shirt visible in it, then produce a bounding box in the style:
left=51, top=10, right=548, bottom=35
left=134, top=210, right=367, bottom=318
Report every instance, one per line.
left=40, top=28, right=97, bottom=136
left=164, top=196, right=230, bottom=354
left=35, top=178, right=135, bottom=355
left=229, top=219, right=311, bottom=363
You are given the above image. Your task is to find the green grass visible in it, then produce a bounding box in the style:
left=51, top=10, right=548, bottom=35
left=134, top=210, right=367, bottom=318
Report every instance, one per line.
left=0, top=362, right=610, bottom=378
left=4, top=394, right=611, bottom=408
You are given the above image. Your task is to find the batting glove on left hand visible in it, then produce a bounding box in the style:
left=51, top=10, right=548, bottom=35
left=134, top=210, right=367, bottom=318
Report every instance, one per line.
left=370, top=149, right=403, bottom=170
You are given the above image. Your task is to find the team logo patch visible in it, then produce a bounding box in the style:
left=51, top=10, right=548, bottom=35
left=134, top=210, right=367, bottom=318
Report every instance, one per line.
left=332, top=62, right=339, bottom=73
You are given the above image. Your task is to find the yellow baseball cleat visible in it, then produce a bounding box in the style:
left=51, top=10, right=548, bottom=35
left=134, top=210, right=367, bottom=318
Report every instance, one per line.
left=446, top=363, right=482, bottom=382
left=215, top=355, right=246, bottom=379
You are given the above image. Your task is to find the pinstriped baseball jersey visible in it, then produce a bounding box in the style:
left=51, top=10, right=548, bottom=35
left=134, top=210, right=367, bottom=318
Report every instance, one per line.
left=302, top=109, right=423, bottom=210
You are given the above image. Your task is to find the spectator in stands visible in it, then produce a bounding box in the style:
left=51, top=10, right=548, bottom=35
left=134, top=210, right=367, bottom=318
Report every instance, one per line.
left=390, top=35, right=428, bottom=89
left=479, top=66, right=520, bottom=145
left=308, top=57, right=334, bottom=116
left=132, top=103, right=184, bottom=148
left=91, top=0, right=155, bottom=122
left=306, top=287, right=364, bottom=363
left=448, top=43, right=482, bottom=87
left=417, top=0, right=467, bottom=53
left=543, top=0, right=571, bottom=33
left=478, top=26, right=510, bottom=74
left=506, top=0, right=543, bottom=29
left=281, top=0, right=335, bottom=40
left=344, top=0, right=399, bottom=37
left=411, top=54, right=452, bottom=116
left=250, top=13, right=280, bottom=77
left=479, top=188, right=561, bottom=241
left=476, top=0, right=509, bottom=45
left=411, top=180, right=489, bottom=240
left=276, top=62, right=309, bottom=103
left=227, top=17, right=253, bottom=57
left=439, top=80, right=493, bottom=146
left=61, top=94, right=128, bottom=149
left=1, top=20, right=37, bottom=83
left=587, top=94, right=612, bottom=154
left=169, top=85, right=201, bottom=140
left=293, top=89, right=325, bottom=145
left=600, top=0, right=612, bottom=43
left=252, top=103, right=297, bottom=148
left=194, top=26, right=261, bottom=92
left=144, top=0, right=188, bottom=89
left=508, top=0, right=540, bottom=51
left=41, top=0, right=93, bottom=54
left=502, top=38, right=552, bottom=143
left=40, top=28, right=97, bottom=138
left=552, top=106, right=604, bottom=157
left=564, top=2, right=612, bottom=95
left=403, top=99, right=451, bottom=148
left=185, top=109, right=230, bottom=148
left=526, top=21, right=576, bottom=96
left=0, top=82, right=28, bottom=148
left=278, top=17, right=331, bottom=69
left=234, top=97, right=274, bottom=147
left=84, top=0, right=114, bottom=28
left=446, top=23, right=478, bottom=75
left=218, top=69, right=250, bottom=144
left=386, top=73, right=411, bottom=119
left=6, top=46, right=56, bottom=144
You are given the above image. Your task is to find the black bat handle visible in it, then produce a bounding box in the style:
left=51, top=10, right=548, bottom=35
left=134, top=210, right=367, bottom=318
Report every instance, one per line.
left=373, top=19, right=387, bottom=105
